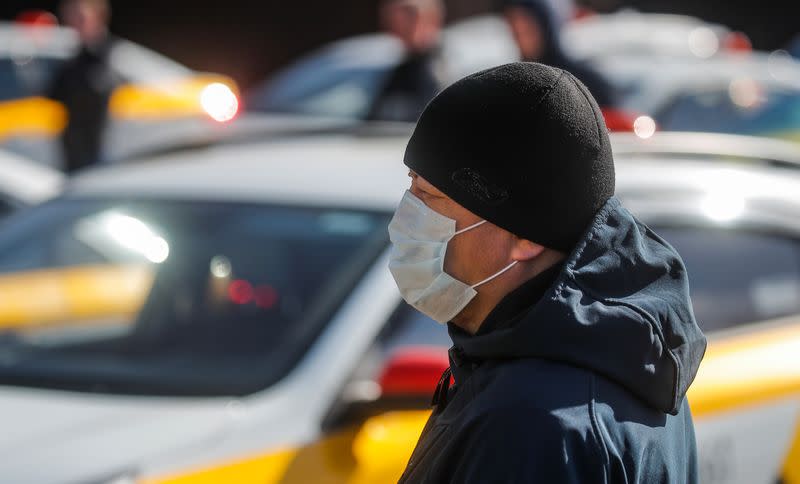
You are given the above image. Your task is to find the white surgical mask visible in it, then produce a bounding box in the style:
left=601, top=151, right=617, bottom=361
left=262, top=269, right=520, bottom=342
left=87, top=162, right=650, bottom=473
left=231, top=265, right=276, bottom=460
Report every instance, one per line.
left=388, top=190, right=518, bottom=323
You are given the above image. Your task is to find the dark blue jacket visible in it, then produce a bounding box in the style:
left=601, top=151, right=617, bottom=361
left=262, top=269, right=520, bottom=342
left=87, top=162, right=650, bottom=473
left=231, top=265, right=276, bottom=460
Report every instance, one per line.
left=398, top=197, right=707, bottom=483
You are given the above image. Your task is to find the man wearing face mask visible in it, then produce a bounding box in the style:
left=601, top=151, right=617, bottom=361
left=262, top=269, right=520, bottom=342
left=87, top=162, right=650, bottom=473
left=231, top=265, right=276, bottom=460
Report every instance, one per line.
left=388, top=62, right=706, bottom=483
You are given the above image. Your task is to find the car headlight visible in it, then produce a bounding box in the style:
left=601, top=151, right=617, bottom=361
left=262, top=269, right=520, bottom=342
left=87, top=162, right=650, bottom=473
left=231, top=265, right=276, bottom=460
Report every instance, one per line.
left=200, top=82, right=239, bottom=122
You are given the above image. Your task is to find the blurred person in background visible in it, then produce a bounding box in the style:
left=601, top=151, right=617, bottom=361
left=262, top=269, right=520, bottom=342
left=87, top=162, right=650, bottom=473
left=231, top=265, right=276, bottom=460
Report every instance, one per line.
left=504, top=0, right=616, bottom=107
left=366, top=0, right=448, bottom=122
left=47, top=0, right=119, bottom=173
left=542, top=0, right=576, bottom=26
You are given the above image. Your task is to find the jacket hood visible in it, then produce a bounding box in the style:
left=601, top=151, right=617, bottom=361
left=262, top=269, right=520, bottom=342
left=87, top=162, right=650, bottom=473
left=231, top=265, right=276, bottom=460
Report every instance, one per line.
left=451, top=197, right=707, bottom=415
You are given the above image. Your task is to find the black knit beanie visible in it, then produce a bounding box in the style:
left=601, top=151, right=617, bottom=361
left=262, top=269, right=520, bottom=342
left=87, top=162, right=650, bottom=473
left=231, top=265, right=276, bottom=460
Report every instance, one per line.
left=404, top=62, right=615, bottom=252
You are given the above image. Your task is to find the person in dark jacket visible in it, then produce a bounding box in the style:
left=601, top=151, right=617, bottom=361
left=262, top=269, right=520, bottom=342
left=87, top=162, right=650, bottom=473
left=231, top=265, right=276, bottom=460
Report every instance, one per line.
left=504, top=0, right=616, bottom=107
left=366, top=0, right=447, bottom=122
left=387, top=62, right=706, bottom=483
left=48, top=0, right=119, bottom=173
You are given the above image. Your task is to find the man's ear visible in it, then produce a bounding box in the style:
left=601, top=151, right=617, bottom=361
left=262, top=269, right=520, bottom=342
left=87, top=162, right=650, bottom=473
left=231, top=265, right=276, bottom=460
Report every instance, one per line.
left=510, top=237, right=546, bottom=262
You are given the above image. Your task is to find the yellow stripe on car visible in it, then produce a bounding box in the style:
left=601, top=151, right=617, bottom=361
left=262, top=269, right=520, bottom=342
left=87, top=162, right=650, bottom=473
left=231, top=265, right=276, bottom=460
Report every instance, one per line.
left=0, top=96, right=66, bottom=140
left=139, top=411, right=430, bottom=484
left=688, top=317, right=800, bottom=417
left=0, top=264, right=153, bottom=330
left=346, top=410, right=430, bottom=484
left=783, top=424, right=800, bottom=484
left=139, top=448, right=297, bottom=484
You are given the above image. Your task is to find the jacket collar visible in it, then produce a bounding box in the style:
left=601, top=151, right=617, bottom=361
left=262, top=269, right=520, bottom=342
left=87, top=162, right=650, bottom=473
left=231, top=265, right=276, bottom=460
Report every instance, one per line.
left=447, top=261, right=563, bottom=384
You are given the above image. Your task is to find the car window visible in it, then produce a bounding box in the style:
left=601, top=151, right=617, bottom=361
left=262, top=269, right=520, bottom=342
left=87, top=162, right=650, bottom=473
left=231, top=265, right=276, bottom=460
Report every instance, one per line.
left=656, top=87, right=800, bottom=139
left=0, top=57, right=63, bottom=101
left=656, top=227, right=800, bottom=332
left=0, top=198, right=389, bottom=396
left=249, top=66, right=389, bottom=119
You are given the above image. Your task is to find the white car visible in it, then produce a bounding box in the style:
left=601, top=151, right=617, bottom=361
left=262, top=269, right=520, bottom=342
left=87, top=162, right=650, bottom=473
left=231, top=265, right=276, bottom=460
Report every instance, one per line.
left=0, top=128, right=798, bottom=484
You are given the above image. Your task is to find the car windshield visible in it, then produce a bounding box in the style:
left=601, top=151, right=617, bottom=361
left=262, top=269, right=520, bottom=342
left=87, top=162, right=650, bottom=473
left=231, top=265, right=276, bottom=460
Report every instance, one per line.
left=0, top=198, right=389, bottom=396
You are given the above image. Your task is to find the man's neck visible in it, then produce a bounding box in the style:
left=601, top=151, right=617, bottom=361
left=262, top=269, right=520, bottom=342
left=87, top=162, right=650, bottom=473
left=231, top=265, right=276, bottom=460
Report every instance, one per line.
left=451, top=251, right=566, bottom=335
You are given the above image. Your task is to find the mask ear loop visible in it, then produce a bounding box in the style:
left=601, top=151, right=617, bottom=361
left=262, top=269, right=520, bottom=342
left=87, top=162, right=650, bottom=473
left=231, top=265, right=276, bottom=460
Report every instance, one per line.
left=471, top=260, right=519, bottom=289
left=454, top=219, right=486, bottom=235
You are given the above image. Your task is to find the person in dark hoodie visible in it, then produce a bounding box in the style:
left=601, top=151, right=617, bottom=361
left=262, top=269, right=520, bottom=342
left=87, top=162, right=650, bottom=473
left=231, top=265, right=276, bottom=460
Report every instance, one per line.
left=387, top=62, right=706, bottom=483
left=504, top=0, right=617, bottom=108
left=48, top=0, right=119, bottom=173
left=365, top=0, right=447, bottom=122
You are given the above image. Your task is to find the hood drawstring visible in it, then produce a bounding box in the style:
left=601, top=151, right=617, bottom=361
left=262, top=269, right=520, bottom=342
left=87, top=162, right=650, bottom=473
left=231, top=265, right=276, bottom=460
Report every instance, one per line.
left=432, top=346, right=482, bottom=413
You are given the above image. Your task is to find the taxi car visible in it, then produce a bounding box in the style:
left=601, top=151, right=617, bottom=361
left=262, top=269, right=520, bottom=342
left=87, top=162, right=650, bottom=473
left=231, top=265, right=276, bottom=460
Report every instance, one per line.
left=0, top=127, right=797, bottom=484
left=0, top=20, right=239, bottom=166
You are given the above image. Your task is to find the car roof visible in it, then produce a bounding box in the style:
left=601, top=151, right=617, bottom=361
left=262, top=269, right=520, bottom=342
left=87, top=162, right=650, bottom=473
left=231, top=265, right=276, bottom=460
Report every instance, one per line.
left=67, top=131, right=800, bottom=222
left=67, top=129, right=413, bottom=210
left=0, top=22, right=77, bottom=58
left=563, top=10, right=731, bottom=61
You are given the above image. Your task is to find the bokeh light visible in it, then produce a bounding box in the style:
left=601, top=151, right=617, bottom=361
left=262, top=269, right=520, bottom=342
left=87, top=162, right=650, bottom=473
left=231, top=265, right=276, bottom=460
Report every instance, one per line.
left=200, top=82, right=239, bottom=122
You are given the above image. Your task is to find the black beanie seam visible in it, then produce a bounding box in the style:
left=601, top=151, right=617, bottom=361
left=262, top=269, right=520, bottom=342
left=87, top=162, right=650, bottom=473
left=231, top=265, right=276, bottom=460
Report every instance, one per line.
left=567, top=72, right=604, bottom=150
left=530, top=68, right=566, bottom=111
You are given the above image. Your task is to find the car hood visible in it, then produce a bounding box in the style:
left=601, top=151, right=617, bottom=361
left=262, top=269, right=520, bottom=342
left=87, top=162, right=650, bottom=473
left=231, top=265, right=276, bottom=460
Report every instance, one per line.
left=0, top=385, right=235, bottom=484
